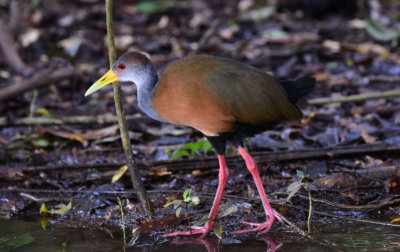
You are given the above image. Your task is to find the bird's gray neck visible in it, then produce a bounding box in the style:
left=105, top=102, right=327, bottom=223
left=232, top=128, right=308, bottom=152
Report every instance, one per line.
left=136, top=65, right=164, bottom=122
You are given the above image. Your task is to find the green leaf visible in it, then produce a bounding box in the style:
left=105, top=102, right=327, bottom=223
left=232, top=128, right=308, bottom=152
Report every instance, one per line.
left=0, top=234, right=34, bottom=250
left=214, top=225, right=223, bottom=239
left=11, top=135, right=26, bottom=141
left=201, top=140, right=214, bottom=154
left=346, top=59, right=353, bottom=67
left=172, top=200, right=182, bottom=209
left=366, top=18, right=400, bottom=42
left=218, top=206, right=238, bottom=219
left=172, top=150, right=190, bottom=160
left=181, top=142, right=198, bottom=155
left=286, top=181, right=302, bottom=201
left=135, top=1, right=172, bottom=14
left=163, top=199, right=182, bottom=209
left=31, top=138, right=51, bottom=148
left=36, top=107, right=51, bottom=117
left=296, top=170, right=305, bottom=179
left=165, top=147, right=173, bottom=158
left=193, top=217, right=214, bottom=227
left=183, top=188, right=191, bottom=200
left=262, top=28, right=288, bottom=40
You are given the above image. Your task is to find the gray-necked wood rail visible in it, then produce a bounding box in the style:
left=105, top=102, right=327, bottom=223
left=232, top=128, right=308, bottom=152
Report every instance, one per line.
left=85, top=52, right=315, bottom=238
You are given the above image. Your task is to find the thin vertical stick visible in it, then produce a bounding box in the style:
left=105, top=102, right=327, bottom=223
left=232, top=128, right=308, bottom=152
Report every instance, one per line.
left=105, top=0, right=152, bottom=216
left=307, top=185, right=312, bottom=234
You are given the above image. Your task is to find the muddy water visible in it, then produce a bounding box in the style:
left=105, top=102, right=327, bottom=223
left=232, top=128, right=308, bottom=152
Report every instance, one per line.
left=0, top=219, right=399, bottom=251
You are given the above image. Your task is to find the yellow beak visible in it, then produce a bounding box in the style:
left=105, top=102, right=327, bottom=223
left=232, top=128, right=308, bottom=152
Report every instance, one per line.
left=85, top=69, right=119, bottom=96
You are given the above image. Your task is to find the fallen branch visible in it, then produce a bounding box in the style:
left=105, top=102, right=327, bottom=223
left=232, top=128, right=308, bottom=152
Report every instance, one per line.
left=22, top=143, right=400, bottom=173
left=0, top=19, right=31, bottom=76
left=0, top=66, right=78, bottom=101
left=0, top=114, right=142, bottom=126
left=308, top=90, right=400, bottom=105
left=152, top=142, right=400, bottom=172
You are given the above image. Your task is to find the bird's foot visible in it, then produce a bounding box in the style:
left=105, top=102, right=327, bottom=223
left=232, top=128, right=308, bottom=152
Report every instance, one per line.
left=232, top=212, right=281, bottom=235
left=164, top=222, right=214, bottom=239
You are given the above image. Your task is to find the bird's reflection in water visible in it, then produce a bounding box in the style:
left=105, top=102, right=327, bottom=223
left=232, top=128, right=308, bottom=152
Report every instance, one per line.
left=170, top=235, right=283, bottom=252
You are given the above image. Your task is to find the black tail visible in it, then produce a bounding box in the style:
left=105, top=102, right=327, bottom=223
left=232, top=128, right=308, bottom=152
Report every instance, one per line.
left=279, top=74, right=316, bottom=104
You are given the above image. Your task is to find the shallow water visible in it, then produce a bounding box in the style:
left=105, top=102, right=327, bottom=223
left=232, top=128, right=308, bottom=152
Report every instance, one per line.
left=0, top=219, right=399, bottom=251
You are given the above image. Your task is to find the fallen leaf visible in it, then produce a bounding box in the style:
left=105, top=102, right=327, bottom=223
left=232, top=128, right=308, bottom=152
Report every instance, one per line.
left=111, top=165, right=128, bottom=184
left=40, top=124, right=120, bottom=146
left=366, top=18, right=400, bottom=42
left=19, top=28, right=40, bottom=47
left=286, top=181, right=302, bottom=201
left=214, top=225, right=223, bottom=239
left=361, top=129, right=377, bottom=144
left=41, top=202, right=72, bottom=215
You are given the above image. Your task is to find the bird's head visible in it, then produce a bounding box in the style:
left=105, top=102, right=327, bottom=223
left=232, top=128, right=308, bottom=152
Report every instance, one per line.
left=85, top=52, right=155, bottom=96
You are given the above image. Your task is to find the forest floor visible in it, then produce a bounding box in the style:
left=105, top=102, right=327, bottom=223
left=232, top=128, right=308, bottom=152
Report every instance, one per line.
left=1, top=0, right=400, bottom=251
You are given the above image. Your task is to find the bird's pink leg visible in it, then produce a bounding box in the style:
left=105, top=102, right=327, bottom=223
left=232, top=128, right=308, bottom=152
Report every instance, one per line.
left=165, top=155, right=229, bottom=239
left=233, top=147, right=281, bottom=234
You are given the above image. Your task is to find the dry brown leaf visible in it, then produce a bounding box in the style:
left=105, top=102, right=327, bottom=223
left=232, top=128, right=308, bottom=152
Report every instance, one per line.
left=40, top=125, right=120, bottom=145
left=361, top=129, right=377, bottom=144
left=355, top=43, right=388, bottom=56
left=314, top=72, right=330, bottom=82
left=323, top=40, right=341, bottom=53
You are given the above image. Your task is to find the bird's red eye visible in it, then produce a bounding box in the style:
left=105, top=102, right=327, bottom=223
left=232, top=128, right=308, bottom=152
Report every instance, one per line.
left=116, top=63, right=126, bottom=71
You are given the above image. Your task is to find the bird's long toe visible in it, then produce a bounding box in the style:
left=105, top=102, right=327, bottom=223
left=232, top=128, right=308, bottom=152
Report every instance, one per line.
left=232, top=220, right=273, bottom=234
left=164, top=223, right=213, bottom=239
left=232, top=212, right=280, bottom=235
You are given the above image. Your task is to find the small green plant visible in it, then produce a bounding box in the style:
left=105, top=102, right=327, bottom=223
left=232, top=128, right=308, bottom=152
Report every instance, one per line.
left=117, top=197, right=126, bottom=246
left=165, top=139, right=214, bottom=159
left=9, top=133, right=52, bottom=149
left=164, top=189, right=200, bottom=217
left=286, top=170, right=313, bottom=234
left=346, top=59, right=354, bottom=67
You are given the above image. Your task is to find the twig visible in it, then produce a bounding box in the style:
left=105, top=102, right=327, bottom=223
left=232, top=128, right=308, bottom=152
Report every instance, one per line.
left=296, top=194, right=400, bottom=210
left=105, top=0, right=151, bottom=216
left=308, top=90, right=400, bottom=105
left=272, top=210, right=342, bottom=252
left=0, top=66, right=78, bottom=101
left=195, top=20, right=222, bottom=52
left=307, top=186, right=312, bottom=234
left=272, top=210, right=307, bottom=236
left=0, top=114, right=142, bottom=126
left=278, top=203, right=400, bottom=228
